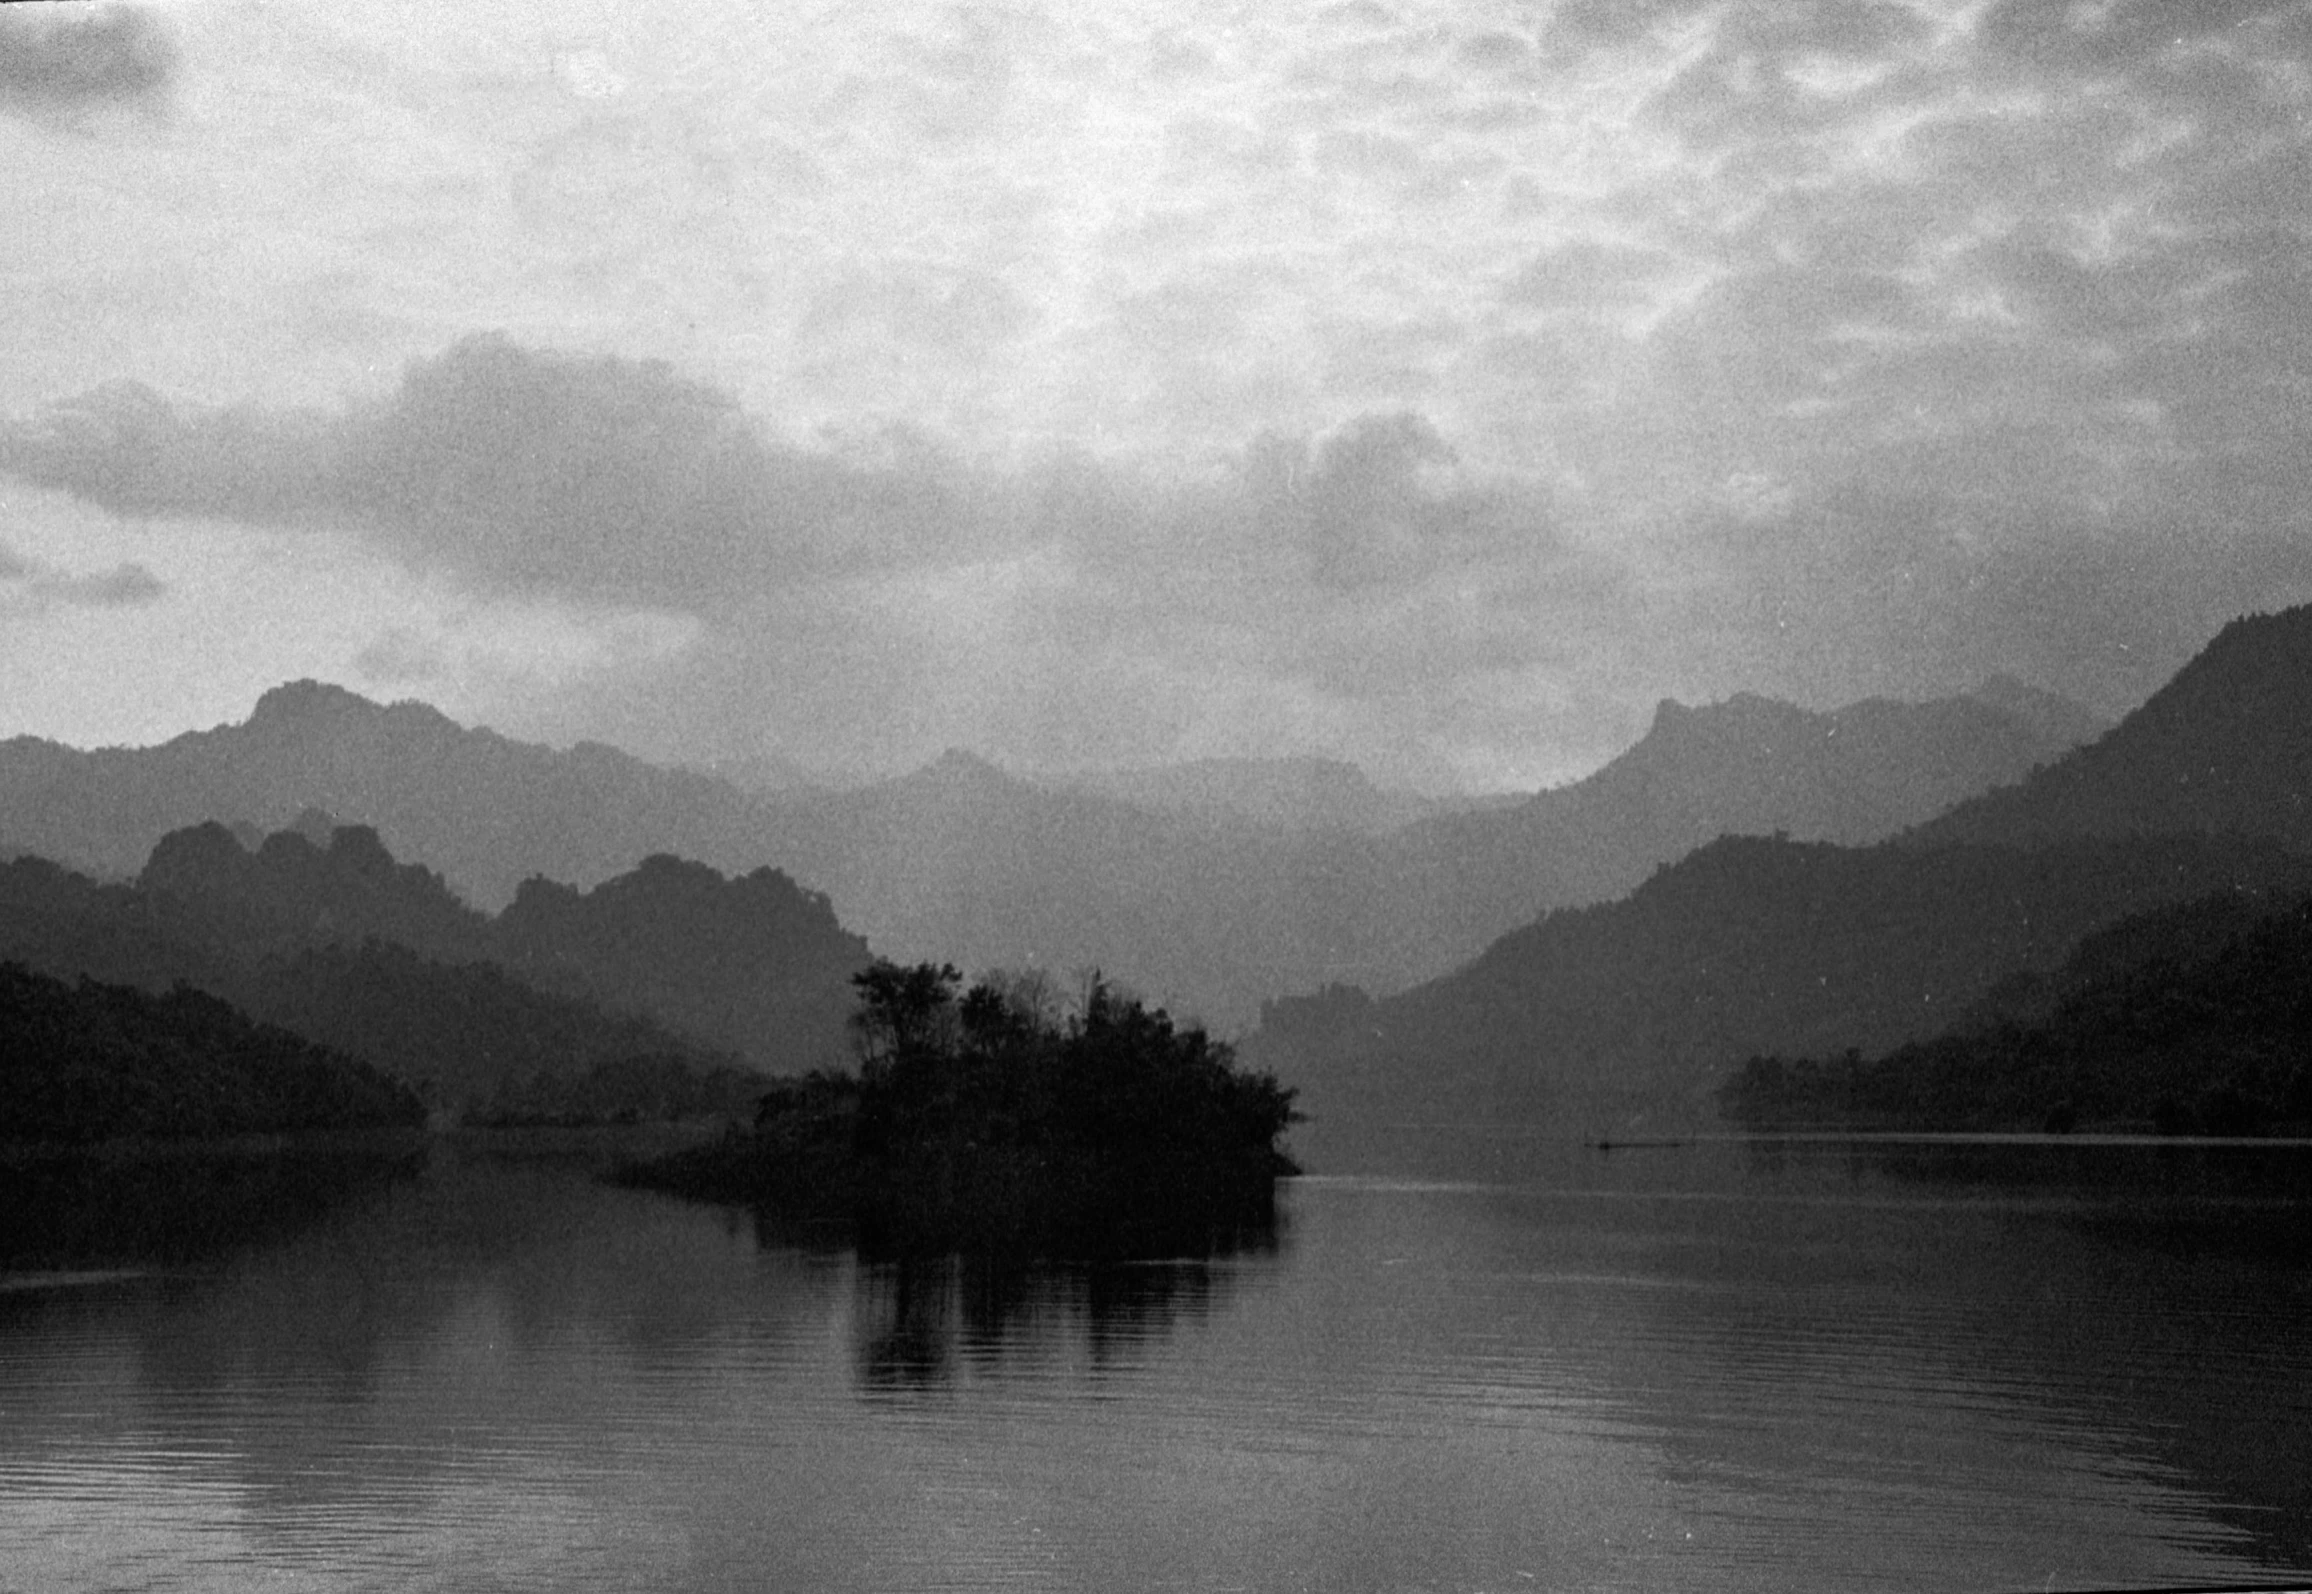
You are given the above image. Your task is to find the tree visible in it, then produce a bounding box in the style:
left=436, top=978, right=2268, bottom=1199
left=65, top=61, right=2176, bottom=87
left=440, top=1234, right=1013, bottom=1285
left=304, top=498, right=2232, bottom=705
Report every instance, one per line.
left=849, top=960, right=961, bottom=1076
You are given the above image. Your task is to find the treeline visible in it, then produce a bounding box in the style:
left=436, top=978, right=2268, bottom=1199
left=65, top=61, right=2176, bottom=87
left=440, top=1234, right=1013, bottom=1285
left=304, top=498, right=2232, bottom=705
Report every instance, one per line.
left=1721, top=889, right=2312, bottom=1135
left=0, top=960, right=425, bottom=1143
left=625, top=962, right=1301, bottom=1255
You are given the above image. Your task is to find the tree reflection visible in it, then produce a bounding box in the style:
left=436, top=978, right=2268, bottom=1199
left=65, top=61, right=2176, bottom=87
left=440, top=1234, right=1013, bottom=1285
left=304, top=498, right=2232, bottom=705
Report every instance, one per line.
left=0, top=1136, right=427, bottom=1270
left=826, top=1211, right=1289, bottom=1393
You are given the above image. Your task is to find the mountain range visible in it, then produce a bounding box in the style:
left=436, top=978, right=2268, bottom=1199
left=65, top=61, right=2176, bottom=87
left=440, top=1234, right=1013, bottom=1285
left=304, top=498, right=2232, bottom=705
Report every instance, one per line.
left=1909, top=608, right=2312, bottom=853
left=0, top=816, right=871, bottom=1116
left=1720, top=883, right=2312, bottom=1136
left=0, top=675, right=2099, bottom=1029
left=1246, top=606, right=2312, bottom=1155
left=10, top=598, right=2308, bottom=1157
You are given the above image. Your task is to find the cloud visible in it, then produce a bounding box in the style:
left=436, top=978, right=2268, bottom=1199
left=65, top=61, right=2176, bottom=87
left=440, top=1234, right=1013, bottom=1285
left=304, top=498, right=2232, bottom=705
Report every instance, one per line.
left=0, top=540, right=166, bottom=610
left=43, top=561, right=166, bottom=608
left=0, top=338, right=1015, bottom=608
left=0, top=4, right=178, bottom=120
left=0, top=337, right=1579, bottom=613
left=0, top=336, right=1642, bottom=784
left=5, top=286, right=2308, bottom=784
left=1645, top=460, right=2311, bottom=721
left=8, top=1, right=2305, bottom=788
left=1978, top=0, right=2306, bottom=73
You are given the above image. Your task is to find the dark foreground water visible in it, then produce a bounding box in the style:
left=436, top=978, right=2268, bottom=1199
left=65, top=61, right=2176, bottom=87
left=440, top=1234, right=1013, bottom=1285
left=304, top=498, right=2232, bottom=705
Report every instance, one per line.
left=1, top=1130, right=2308, bottom=1593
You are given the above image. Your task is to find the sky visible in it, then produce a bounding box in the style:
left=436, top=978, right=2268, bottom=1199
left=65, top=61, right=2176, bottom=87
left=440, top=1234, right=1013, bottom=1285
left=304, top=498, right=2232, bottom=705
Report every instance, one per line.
left=2, top=0, right=2309, bottom=792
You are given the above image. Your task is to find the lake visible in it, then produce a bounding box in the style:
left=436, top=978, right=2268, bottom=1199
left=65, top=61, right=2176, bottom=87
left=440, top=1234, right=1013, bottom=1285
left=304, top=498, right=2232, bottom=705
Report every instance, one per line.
left=1, top=1130, right=2307, bottom=1593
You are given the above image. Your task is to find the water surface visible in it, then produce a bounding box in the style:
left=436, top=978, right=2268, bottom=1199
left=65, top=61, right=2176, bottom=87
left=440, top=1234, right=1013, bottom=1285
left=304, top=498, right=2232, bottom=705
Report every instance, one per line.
left=1, top=1132, right=2307, bottom=1592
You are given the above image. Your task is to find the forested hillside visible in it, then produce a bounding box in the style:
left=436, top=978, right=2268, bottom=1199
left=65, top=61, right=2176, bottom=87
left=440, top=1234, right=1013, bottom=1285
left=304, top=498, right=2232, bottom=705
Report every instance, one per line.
left=1722, top=887, right=2312, bottom=1136
left=1, top=961, right=426, bottom=1143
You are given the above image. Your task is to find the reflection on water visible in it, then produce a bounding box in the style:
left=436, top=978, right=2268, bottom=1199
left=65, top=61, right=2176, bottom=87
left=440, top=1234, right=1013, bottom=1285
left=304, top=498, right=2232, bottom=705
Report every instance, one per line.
left=0, top=1130, right=2307, bottom=1592
left=851, top=1241, right=1282, bottom=1392
left=1734, top=1134, right=2312, bottom=1565
left=732, top=1172, right=1291, bottom=1392
left=1821, top=1134, right=2312, bottom=1260
left=0, top=1135, right=427, bottom=1270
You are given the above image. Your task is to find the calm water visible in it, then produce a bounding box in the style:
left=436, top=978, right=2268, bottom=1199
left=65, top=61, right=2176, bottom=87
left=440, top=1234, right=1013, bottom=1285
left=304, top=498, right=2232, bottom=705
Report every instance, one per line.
left=2, top=1131, right=2308, bottom=1593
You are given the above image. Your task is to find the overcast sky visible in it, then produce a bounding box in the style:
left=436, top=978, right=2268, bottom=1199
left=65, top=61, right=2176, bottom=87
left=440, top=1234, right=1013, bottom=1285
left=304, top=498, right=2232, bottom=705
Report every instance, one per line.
left=3, top=0, right=2308, bottom=791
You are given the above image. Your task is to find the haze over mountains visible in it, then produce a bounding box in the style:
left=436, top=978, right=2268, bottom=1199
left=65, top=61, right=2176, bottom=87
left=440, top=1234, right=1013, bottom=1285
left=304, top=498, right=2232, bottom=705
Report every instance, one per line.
left=0, top=817, right=869, bottom=1116
left=0, top=674, right=2098, bottom=1030
left=1910, top=609, right=2312, bottom=854
left=9, top=600, right=2310, bottom=1157
left=1039, top=758, right=1510, bottom=837
left=1248, top=606, right=2312, bottom=1151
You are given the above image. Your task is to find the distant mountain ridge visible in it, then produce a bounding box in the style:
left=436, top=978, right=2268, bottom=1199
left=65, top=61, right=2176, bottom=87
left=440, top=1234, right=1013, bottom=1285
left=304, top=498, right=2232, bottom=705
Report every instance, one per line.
left=1248, top=605, right=2312, bottom=1155
left=0, top=678, right=776, bottom=905
left=140, top=819, right=489, bottom=964
left=495, top=852, right=869, bottom=1072
left=0, top=675, right=2102, bottom=1029
left=123, top=818, right=869, bottom=1074
left=1968, top=673, right=2111, bottom=750
left=0, top=846, right=733, bottom=1116
left=1301, top=680, right=2105, bottom=997
left=1252, top=833, right=2310, bottom=1149
left=0, top=813, right=875, bottom=1119
left=1912, top=606, right=2312, bottom=852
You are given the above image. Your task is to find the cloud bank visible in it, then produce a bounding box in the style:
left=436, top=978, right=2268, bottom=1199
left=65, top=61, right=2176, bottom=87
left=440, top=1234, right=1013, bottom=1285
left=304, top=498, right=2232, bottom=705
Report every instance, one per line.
left=0, top=538, right=166, bottom=611
left=5, top=305, right=2300, bottom=789
left=0, top=337, right=1632, bottom=782
left=0, top=5, right=177, bottom=120
left=4, top=0, right=2311, bottom=784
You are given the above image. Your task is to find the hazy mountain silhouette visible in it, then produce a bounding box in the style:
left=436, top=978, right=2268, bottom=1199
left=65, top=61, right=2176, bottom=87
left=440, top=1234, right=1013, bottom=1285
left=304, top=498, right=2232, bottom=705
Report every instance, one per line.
left=1568, top=684, right=2089, bottom=849
left=1249, top=606, right=2312, bottom=1152
left=0, top=677, right=2098, bottom=1030
left=140, top=819, right=489, bottom=963
left=777, top=687, right=2097, bottom=1021
left=1252, top=833, right=2309, bottom=1149
left=756, top=749, right=1306, bottom=1025
left=127, top=811, right=867, bottom=1071
left=495, top=852, right=868, bottom=1072
left=1299, top=681, right=2104, bottom=996
left=242, top=940, right=760, bottom=1117
left=0, top=847, right=735, bottom=1120
left=0, top=852, right=243, bottom=996
left=1911, top=607, right=2312, bottom=852
left=0, top=679, right=777, bottom=907
left=0, top=818, right=870, bottom=1117
left=1967, top=673, right=2110, bottom=751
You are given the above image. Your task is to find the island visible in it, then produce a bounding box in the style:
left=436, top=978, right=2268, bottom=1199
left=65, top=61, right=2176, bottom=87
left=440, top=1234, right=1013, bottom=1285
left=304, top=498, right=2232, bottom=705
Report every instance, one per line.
left=620, top=960, right=1301, bottom=1255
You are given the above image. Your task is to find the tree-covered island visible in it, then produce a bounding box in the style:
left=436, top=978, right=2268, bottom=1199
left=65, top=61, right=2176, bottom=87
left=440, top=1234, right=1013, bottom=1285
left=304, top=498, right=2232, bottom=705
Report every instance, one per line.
left=621, top=961, right=1300, bottom=1255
